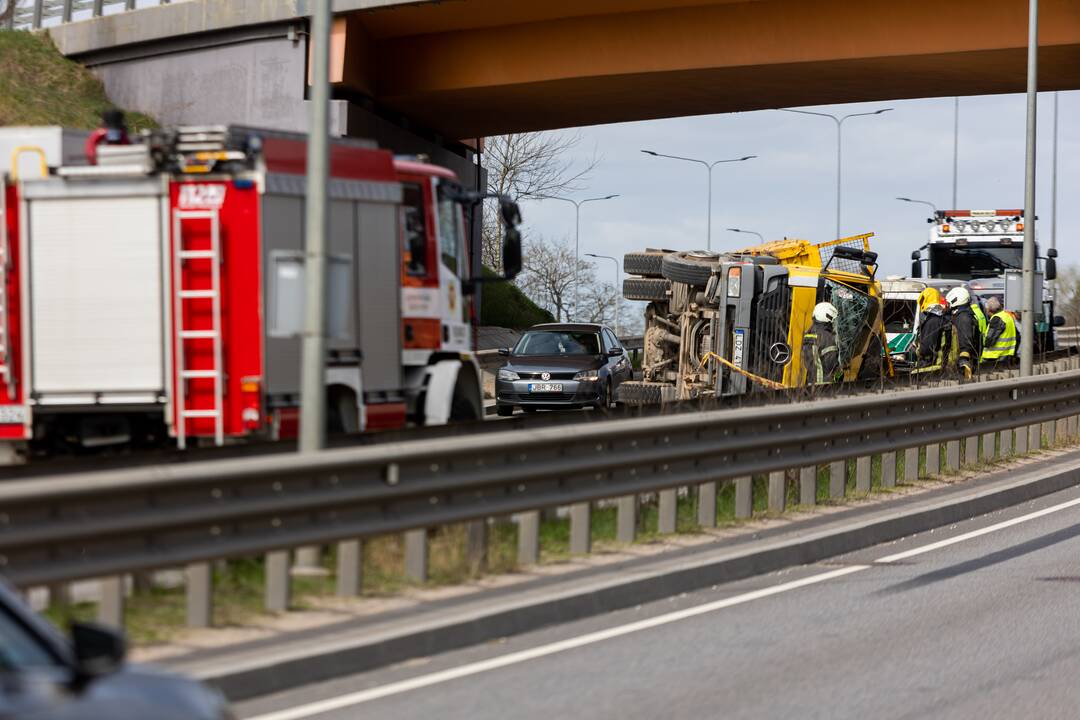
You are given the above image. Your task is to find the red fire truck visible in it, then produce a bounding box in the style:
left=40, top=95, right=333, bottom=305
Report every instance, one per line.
left=0, top=125, right=519, bottom=460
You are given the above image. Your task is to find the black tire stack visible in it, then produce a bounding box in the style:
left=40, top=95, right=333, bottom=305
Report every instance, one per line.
left=622, top=250, right=672, bottom=301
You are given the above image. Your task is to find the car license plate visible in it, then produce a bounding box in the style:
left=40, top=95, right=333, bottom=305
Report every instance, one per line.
left=0, top=405, right=27, bottom=424
left=732, top=329, right=746, bottom=367
left=528, top=383, right=563, bottom=393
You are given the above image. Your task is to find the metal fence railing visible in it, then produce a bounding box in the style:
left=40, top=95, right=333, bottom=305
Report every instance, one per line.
left=3, top=356, right=1080, bottom=631
left=1, top=0, right=172, bottom=30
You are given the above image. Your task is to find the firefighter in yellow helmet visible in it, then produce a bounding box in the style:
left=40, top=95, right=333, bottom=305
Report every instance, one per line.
left=913, top=287, right=952, bottom=375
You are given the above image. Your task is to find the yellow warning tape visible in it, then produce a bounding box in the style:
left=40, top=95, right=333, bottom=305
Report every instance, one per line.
left=698, top=352, right=787, bottom=391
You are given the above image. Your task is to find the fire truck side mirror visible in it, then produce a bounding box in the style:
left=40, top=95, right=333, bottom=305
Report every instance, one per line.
left=1045, top=257, right=1057, bottom=281
left=500, top=199, right=522, bottom=228
left=503, top=227, right=523, bottom=279
left=1047, top=248, right=1058, bottom=259
left=911, top=254, right=922, bottom=279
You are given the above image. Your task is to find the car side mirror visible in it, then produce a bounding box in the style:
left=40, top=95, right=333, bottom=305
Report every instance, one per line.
left=1048, top=248, right=1059, bottom=258
left=498, top=348, right=511, bottom=356
left=503, top=227, right=522, bottom=280
left=71, top=622, right=126, bottom=680
left=1054, top=315, right=1067, bottom=328
left=607, top=347, right=623, bottom=357
left=1045, top=257, right=1057, bottom=281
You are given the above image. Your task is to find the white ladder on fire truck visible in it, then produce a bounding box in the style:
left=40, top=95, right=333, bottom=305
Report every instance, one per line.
left=172, top=209, right=224, bottom=449
left=0, top=187, right=11, bottom=399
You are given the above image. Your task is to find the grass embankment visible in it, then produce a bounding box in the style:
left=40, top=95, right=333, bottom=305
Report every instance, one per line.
left=0, top=29, right=156, bottom=130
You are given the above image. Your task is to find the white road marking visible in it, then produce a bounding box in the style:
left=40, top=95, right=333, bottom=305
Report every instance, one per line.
left=248, top=490, right=1080, bottom=720
left=875, top=495, right=1080, bottom=563
left=246, top=565, right=870, bottom=720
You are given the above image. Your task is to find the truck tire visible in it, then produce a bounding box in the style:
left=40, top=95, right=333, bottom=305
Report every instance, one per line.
left=623, top=277, right=671, bottom=302
left=616, top=380, right=673, bottom=406
left=623, top=251, right=667, bottom=278
left=661, top=250, right=719, bottom=287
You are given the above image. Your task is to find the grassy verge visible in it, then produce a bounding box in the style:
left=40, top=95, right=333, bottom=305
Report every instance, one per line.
left=0, top=30, right=156, bottom=130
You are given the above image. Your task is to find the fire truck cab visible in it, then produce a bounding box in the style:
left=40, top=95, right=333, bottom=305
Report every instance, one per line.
left=0, top=125, right=517, bottom=459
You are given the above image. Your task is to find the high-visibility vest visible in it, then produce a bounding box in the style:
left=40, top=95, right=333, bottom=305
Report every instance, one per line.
left=971, top=303, right=988, bottom=338
left=982, top=311, right=1017, bottom=360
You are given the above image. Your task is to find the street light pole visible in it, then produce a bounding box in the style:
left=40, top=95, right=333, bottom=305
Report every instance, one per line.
left=640, top=151, right=756, bottom=250
left=896, top=197, right=939, bottom=216
left=726, top=227, right=765, bottom=243
left=952, top=97, right=960, bottom=209
left=1019, top=0, right=1039, bottom=377
left=536, top=195, right=619, bottom=321
left=1050, top=91, right=1059, bottom=296
left=585, top=253, right=620, bottom=335
left=779, top=107, right=893, bottom=239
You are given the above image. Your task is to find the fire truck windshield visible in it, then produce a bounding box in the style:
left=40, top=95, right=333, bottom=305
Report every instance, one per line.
left=929, top=243, right=1023, bottom=279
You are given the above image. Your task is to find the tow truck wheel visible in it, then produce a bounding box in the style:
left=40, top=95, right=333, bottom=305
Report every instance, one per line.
left=661, top=250, right=719, bottom=287
left=615, top=380, right=673, bottom=406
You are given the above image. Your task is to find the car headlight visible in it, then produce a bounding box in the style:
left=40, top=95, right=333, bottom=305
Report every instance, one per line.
left=573, top=370, right=600, bottom=381
left=498, top=369, right=520, bottom=381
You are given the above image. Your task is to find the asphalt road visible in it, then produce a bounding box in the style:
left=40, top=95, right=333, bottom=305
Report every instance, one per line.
left=237, top=482, right=1080, bottom=720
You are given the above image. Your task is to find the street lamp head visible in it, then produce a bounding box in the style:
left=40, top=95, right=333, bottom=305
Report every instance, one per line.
left=897, top=197, right=912, bottom=202
left=739, top=155, right=757, bottom=161
left=585, top=253, right=598, bottom=258
left=641, top=150, right=659, bottom=156
left=874, top=108, right=894, bottom=115
left=603, top=194, right=619, bottom=200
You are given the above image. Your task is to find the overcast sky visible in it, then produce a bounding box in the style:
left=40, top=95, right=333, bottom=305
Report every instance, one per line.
left=518, top=91, right=1077, bottom=283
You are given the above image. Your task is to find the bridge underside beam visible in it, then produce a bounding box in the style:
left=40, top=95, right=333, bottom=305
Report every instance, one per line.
left=334, top=0, right=1080, bottom=138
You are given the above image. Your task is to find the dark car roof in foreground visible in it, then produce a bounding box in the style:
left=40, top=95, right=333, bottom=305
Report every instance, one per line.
left=527, top=323, right=605, bottom=333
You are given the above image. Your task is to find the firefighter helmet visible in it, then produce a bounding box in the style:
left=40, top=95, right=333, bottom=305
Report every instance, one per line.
left=918, top=287, right=943, bottom=312
left=813, top=302, right=838, bottom=323
left=946, top=286, right=970, bottom=308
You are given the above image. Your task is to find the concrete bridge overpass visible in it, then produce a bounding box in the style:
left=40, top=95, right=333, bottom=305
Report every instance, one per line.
left=41, top=0, right=1080, bottom=141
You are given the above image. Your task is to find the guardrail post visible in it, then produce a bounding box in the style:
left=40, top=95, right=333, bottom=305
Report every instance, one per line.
left=265, top=551, right=290, bottom=611
left=517, top=511, right=540, bottom=565
left=855, top=457, right=871, bottom=494
left=404, top=529, right=429, bottom=582
left=570, top=503, right=591, bottom=553
left=466, top=520, right=488, bottom=575
left=734, top=476, right=752, bottom=518
left=981, top=432, right=995, bottom=463
left=62, top=0, right=74, bottom=22
left=186, top=563, right=213, bottom=627
left=98, top=577, right=124, bottom=628
left=616, top=497, right=637, bottom=541
left=93, top=0, right=103, bottom=17
left=697, top=483, right=717, bottom=528
left=904, top=447, right=918, bottom=483
left=1015, top=425, right=1029, bottom=455
left=964, top=435, right=978, bottom=468
left=658, top=490, right=677, bottom=534
left=1055, top=417, right=1067, bottom=446
left=799, top=466, right=817, bottom=505
left=946, top=440, right=960, bottom=473
left=924, top=443, right=940, bottom=477
left=1029, top=424, right=1042, bottom=451
left=768, top=471, right=785, bottom=512
left=1044, top=420, right=1056, bottom=447
left=999, top=428, right=1013, bottom=458
left=829, top=460, right=845, bottom=498
left=1068, top=414, right=1079, bottom=442
left=336, top=540, right=362, bottom=597
left=881, top=452, right=896, bottom=488
left=32, top=0, right=43, bottom=28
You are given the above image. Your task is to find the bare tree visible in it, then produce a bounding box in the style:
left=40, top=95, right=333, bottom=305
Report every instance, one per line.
left=1054, top=266, right=1080, bottom=327
left=482, top=132, right=598, bottom=270
left=517, top=236, right=597, bottom=322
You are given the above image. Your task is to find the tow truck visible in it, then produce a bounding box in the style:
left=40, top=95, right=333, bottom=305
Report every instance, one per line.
left=910, top=208, right=1062, bottom=348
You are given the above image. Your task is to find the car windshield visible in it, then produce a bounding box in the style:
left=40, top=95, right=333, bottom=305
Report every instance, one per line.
left=514, top=331, right=601, bottom=356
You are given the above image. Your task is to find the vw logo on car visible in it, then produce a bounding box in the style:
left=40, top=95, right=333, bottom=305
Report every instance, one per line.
left=540, top=372, right=551, bottom=381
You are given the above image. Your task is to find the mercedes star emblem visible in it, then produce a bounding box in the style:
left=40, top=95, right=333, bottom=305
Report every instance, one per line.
left=768, top=342, right=792, bottom=365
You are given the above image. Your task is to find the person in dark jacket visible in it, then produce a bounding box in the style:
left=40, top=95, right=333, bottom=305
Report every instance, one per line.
left=914, top=287, right=952, bottom=375
left=946, top=286, right=985, bottom=379
left=802, top=302, right=840, bottom=387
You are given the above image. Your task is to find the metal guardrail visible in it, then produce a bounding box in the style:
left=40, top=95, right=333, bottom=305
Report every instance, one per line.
left=3, top=0, right=167, bottom=30
left=1057, top=326, right=1080, bottom=347
left=3, top=359, right=1080, bottom=630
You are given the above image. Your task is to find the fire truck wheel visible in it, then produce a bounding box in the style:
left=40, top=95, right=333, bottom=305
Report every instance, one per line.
left=623, top=277, right=671, bottom=302
left=615, top=380, right=670, bottom=406
left=661, top=250, right=719, bottom=287
left=623, top=251, right=669, bottom=278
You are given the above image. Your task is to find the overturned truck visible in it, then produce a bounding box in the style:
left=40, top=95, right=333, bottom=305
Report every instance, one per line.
left=619, top=235, right=885, bottom=405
